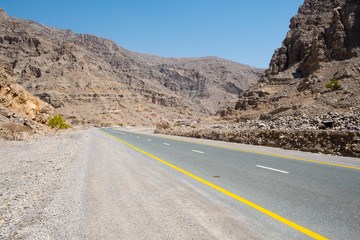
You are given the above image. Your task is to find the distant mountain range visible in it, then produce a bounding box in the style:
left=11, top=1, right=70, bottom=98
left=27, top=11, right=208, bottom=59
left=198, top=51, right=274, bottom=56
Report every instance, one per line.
left=0, top=8, right=263, bottom=126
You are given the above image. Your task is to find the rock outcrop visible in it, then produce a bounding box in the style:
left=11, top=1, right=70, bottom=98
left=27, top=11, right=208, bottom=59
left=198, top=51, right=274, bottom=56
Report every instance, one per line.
left=268, top=0, right=360, bottom=76
left=0, top=8, right=263, bottom=126
left=221, top=0, right=360, bottom=121
left=0, top=65, right=55, bottom=139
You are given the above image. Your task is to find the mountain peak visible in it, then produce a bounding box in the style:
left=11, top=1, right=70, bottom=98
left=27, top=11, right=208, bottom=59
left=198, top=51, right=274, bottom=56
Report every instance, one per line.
left=0, top=8, right=10, bottom=20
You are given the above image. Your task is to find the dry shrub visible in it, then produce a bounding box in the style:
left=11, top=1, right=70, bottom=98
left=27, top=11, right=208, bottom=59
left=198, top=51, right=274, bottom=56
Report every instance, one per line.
left=0, top=122, right=32, bottom=140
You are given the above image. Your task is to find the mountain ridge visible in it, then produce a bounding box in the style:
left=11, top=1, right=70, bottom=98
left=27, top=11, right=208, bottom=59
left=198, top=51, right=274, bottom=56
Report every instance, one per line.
left=0, top=8, right=263, bottom=126
left=155, top=0, right=360, bottom=157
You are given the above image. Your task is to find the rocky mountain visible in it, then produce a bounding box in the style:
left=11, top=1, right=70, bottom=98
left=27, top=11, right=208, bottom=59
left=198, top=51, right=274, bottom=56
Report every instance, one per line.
left=0, top=8, right=263, bottom=126
left=0, top=64, right=55, bottom=139
left=220, top=0, right=360, bottom=121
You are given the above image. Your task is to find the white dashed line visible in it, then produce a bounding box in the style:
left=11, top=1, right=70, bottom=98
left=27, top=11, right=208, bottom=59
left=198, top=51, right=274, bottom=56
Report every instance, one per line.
left=147, top=139, right=152, bottom=141
left=163, top=143, right=170, bottom=146
left=137, top=136, right=140, bottom=138
left=256, top=165, right=289, bottom=174
left=192, top=150, right=204, bottom=154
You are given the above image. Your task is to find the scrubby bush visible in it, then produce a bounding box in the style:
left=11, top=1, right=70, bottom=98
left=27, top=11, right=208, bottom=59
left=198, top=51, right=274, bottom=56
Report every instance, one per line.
left=156, top=121, right=170, bottom=129
left=325, top=78, right=341, bottom=90
left=48, top=114, right=71, bottom=132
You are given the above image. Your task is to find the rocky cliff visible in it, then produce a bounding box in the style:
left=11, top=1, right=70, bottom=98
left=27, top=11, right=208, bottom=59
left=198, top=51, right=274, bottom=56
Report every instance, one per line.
left=268, top=0, right=360, bottom=76
left=221, top=0, right=360, bottom=121
left=0, top=8, right=263, bottom=126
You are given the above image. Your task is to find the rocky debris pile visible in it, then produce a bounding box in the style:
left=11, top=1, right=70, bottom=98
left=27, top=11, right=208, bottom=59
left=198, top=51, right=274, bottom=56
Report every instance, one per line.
left=0, top=106, right=52, bottom=140
left=155, top=112, right=360, bottom=157
left=224, top=112, right=360, bottom=131
left=155, top=126, right=360, bottom=157
left=156, top=129, right=360, bottom=158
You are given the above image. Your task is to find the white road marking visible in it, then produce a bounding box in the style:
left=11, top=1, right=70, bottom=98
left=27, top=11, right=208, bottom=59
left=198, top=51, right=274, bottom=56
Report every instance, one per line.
left=192, top=150, right=204, bottom=154
left=163, top=143, right=170, bottom=146
left=137, top=136, right=140, bottom=138
left=256, top=165, right=289, bottom=174
left=147, top=139, right=152, bottom=141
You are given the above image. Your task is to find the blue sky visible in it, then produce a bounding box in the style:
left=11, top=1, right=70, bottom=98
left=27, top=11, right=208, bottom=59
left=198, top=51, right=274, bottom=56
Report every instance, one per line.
left=1, top=0, right=303, bottom=68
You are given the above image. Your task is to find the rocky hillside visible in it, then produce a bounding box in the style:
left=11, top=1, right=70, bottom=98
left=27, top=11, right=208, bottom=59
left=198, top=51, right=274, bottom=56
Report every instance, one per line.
left=220, top=0, right=360, bottom=121
left=0, top=8, right=263, bottom=126
left=0, top=64, right=55, bottom=139
left=156, top=0, right=360, bottom=157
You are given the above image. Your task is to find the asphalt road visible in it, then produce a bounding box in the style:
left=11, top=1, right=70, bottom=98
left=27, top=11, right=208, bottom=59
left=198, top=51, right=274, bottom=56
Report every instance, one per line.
left=100, top=128, right=360, bottom=240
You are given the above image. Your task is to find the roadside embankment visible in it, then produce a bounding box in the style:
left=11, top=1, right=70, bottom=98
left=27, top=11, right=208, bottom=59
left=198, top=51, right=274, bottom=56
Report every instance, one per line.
left=155, top=128, right=360, bottom=158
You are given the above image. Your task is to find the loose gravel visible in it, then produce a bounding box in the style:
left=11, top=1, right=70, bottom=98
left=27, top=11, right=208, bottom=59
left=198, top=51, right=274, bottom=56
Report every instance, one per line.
left=0, top=130, right=89, bottom=239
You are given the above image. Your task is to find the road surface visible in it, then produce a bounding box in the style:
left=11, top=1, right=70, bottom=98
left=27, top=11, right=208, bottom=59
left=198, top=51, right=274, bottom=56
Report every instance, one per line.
left=98, top=127, right=360, bottom=240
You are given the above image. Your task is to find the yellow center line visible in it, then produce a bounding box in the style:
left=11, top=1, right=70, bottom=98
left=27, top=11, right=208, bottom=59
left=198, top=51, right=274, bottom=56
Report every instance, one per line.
left=111, top=129, right=360, bottom=170
left=100, top=130, right=329, bottom=240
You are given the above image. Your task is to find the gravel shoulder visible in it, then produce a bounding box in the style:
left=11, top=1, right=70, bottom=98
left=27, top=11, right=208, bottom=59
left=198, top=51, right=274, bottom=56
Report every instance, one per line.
left=0, top=129, right=89, bottom=239
left=1, top=128, right=272, bottom=239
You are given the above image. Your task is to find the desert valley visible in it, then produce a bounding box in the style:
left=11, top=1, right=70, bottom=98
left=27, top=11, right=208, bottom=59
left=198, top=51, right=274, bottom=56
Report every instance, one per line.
left=1, top=0, right=359, bottom=156
left=1, top=1, right=360, bottom=239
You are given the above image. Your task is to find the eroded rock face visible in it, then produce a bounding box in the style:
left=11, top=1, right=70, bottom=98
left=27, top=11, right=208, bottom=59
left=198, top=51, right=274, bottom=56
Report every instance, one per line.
left=0, top=66, right=54, bottom=123
left=267, top=0, right=360, bottom=77
left=0, top=64, right=55, bottom=138
left=0, top=8, right=263, bottom=126
left=225, top=0, right=360, bottom=121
